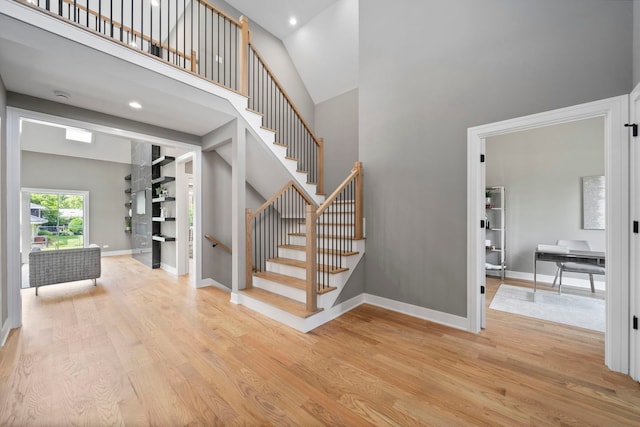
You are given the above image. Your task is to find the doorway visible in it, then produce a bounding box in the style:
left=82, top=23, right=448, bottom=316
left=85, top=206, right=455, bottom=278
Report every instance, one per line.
left=467, top=95, right=630, bottom=375
left=5, top=107, right=203, bottom=334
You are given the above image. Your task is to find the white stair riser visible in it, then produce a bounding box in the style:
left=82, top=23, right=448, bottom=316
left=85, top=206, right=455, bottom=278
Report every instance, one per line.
left=278, top=248, right=307, bottom=261
left=300, top=224, right=355, bottom=236
left=244, top=110, right=265, bottom=129
left=316, top=213, right=356, bottom=224
left=253, top=276, right=306, bottom=303
left=265, top=261, right=350, bottom=288
left=277, top=247, right=357, bottom=267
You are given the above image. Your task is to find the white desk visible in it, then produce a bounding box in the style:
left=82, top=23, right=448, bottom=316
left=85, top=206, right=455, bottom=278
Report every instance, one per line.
left=533, top=249, right=605, bottom=293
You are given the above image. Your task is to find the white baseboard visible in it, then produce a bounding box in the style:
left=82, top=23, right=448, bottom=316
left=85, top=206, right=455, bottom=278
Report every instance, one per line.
left=101, top=249, right=133, bottom=257
left=160, top=263, right=178, bottom=276
left=363, top=293, right=469, bottom=331
left=505, top=270, right=605, bottom=292
left=0, top=320, right=10, bottom=347
left=198, top=278, right=231, bottom=292
left=303, top=294, right=366, bottom=331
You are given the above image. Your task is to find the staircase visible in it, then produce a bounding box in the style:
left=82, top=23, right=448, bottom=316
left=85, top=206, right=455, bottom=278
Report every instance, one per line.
left=238, top=164, right=365, bottom=332
left=15, top=0, right=366, bottom=332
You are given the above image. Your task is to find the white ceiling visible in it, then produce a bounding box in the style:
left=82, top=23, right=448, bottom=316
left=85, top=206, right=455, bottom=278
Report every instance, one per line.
left=0, top=13, right=236, bottom=138
left=225, top=0, right=341, bottom=40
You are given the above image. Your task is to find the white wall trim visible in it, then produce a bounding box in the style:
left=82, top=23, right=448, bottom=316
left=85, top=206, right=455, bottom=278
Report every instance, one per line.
left=363, top=293, right=469, bottom=331
left=101, top=249, right=133, bottom=257
left=302, top=294, right=366, bottom=332
left=198, top=277, right=231, bottom=292
left=0, top=320, right=10, bottom=347
left=467, top=95, right=629, bottom=374
left=160, top=263, right=178, bottom=276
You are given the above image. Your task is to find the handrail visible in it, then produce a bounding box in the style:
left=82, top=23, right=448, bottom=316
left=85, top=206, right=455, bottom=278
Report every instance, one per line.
left=251, top=181, right=316, bottom=218
left=246, top=180, right=317, bottom=311
left=197, top=0, right=240, bottom=26
left=248, top=43, right=321, bottom=148
left=317, top=162, right=363, bottom=239
left=248, top=44, right=325, bottom=195
left=59, top=0, right=195, bottom=63
left=314, top=162, right=363, bottom=292
left=317, top=165, right=359, bottom=216
left=204, top=234, right=232, bottom=254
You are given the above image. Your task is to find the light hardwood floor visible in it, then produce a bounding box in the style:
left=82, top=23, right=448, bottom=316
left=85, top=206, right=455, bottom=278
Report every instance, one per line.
left=1, top=257, right=639, bottom=425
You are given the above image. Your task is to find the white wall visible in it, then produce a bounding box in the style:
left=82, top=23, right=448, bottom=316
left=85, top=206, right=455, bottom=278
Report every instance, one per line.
left=284, top=0, right=358, bottom=104
left=486, top=117, right=605, bottom=279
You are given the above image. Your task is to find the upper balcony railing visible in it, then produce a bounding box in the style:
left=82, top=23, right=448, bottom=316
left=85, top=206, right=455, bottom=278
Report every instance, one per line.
left=21, top=0, right=323, bottom=194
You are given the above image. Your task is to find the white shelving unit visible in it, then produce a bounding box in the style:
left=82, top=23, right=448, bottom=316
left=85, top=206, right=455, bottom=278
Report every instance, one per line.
left=485, top=186, right=506, bottom=280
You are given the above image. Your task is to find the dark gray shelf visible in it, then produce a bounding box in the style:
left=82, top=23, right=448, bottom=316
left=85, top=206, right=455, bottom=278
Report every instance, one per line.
left=152, top=235, right=176, bottom=242
left=151, top=176, right=175, bottom=185
left=152, top=196, right=176, bottom=203
left=152, top=156, right=176, bottom=167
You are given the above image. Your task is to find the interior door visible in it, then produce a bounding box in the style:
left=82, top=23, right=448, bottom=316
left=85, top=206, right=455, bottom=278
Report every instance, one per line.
left=630, top=83, right=640, bottom=381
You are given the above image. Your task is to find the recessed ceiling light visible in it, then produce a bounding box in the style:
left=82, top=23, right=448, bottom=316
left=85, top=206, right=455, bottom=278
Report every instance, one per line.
left=150, top=0, right=159, bottom=7
left=129, top=101, right=142, bottom=109
left=289, top=17, right=297, bottom=26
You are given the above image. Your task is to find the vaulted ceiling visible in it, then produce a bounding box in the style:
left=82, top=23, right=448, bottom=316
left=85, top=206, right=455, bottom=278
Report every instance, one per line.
left=226, top=0, right=358, bottom=105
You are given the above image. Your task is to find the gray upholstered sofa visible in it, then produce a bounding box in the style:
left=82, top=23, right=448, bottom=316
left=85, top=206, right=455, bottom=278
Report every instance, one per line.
left=29, top=246, right=101, bottom=295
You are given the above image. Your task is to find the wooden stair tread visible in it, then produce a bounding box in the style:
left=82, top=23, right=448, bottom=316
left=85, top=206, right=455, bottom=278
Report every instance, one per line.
left=245, top=107, right=264, bottom=117
left=254, top=271, right=305, bottom=290
left=273, top=141, right=288, bottom=147
left=267, top=257, right=348, bottom=274
left=260, top=125, right=277, bottom=133
left=279, top=244, right=359, bottom=257
left=254, top=271, right=338, bottom=295
left=241, top=288, right=322, bottom=318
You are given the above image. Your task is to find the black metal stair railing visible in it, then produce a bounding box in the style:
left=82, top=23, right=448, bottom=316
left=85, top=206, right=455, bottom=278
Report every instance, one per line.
left=23, top=0, right=240, bottom=90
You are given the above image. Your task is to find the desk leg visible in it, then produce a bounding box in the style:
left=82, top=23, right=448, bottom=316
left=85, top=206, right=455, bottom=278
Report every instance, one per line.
left=533, top=254, right=537, bottom=293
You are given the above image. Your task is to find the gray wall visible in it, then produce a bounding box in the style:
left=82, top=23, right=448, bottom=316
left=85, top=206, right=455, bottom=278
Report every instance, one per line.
left=486, top=117, right=605, bottom=278
left=201, top=149, right=263, bottom=287
left=21, top=151, right=133, bottom=252
left=359, top=0, right=633, bottom=317
left=315, top=89, right=359, bottom=192
left=0, top=74, right=7, bottom=326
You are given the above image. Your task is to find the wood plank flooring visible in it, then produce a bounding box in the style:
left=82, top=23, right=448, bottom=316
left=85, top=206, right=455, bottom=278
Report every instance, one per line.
left=1, top=256, right=639, bottom=425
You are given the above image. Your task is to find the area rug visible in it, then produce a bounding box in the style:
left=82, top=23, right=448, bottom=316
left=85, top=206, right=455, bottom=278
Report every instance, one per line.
left=489, top=284, right=605, bottom=332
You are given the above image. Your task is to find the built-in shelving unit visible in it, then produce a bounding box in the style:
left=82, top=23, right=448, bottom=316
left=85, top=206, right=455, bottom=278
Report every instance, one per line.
left=151, top=145, right=176, bottom=268
left=485, top=186, right=506, bottom=280
left=124, top=174, right=132, bottom=233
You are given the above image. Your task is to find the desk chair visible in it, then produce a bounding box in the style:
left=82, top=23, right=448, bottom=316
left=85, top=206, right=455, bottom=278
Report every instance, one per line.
left=552, top=239, right=604, bottom=293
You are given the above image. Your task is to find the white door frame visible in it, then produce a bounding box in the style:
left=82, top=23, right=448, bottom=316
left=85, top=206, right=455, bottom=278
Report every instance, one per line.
left=175, top=152, right=193, bottom=276
left=467, top=95, right=630, bottom=375
left=629, top=82, right=640, bottom=381
left=5, top=107, right=202, bottom=331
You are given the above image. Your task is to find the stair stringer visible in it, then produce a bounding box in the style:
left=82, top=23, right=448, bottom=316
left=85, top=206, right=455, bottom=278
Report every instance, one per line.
left=214, top=102, right=325, bottom=206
